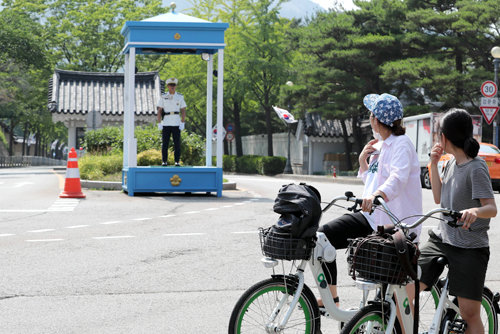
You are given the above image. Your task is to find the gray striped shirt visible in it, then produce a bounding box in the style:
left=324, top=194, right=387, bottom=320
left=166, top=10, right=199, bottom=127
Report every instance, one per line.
left=433, top=157, right=494, bottom=248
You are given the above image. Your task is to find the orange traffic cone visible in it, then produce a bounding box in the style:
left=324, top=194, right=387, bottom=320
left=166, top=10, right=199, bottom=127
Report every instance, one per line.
left=60, top=147, right=86, bottom=198
left=333, top=166, right=337, bottom=178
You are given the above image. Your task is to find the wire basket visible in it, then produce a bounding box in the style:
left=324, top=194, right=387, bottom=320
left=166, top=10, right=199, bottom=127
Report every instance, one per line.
left=259, top=227, right=315, bottom=261
left=347, top=236, right=410, bottom=285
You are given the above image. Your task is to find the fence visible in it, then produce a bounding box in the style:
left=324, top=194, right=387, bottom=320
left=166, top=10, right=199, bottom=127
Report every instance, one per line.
left=0, top=156, right=66, bottom=168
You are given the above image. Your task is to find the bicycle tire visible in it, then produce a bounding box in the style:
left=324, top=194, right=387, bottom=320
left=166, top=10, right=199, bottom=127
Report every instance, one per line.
left=228, top=276, right=321, bottom=334
left=340, top=303, right=402, bottom=334
left=441, top=287, right=498, bottom=334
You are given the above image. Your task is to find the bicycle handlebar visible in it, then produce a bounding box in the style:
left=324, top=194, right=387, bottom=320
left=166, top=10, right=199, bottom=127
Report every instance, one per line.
left=324, top=191, right=464, bottom=233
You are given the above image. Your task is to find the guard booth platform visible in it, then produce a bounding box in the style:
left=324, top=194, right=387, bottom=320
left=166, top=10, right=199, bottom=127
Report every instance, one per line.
left=122, top=166, right=223, bottom=197
left=120, top=9, right=228, bottom=197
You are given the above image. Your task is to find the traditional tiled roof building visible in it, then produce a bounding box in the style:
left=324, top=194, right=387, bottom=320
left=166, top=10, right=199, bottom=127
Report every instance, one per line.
left=48, top=69, right=163, bottom=149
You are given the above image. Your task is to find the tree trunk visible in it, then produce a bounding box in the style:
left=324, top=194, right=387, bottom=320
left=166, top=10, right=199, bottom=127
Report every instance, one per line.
left=233, top=101, right=243, bottom=157
left=265, top=106, right=274, bottom=156
left=341, top=119, right=353, bottom=171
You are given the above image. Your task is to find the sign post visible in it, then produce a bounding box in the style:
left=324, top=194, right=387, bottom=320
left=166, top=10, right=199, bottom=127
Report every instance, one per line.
left=480, top=81, right=499, bottom=145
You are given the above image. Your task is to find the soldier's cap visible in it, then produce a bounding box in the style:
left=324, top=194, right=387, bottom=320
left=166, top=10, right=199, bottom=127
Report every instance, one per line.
left=363, top=93, right=403, bottom=127
left=166, top=77, right=178, bottom=85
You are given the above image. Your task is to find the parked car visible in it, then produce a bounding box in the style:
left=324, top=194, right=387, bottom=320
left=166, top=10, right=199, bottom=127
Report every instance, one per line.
left=425, top=142, right=500, bottom=191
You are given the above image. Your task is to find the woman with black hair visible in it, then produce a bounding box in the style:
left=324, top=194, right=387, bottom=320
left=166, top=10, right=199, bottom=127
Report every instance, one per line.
left=419, top=108, right=497, bottom=334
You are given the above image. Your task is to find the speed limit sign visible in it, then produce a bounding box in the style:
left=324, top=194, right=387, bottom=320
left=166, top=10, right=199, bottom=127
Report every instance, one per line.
left=481, top=81, right=497, bottom=98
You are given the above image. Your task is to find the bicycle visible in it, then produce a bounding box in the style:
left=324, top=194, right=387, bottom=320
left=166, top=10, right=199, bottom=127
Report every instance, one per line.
left=228, top=192, right=383, bottom=334
left=340, top=197, right=500, bottom=334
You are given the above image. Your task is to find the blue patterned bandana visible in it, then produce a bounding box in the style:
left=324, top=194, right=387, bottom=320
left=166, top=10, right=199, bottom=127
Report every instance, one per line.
left=363, top=93, right=403, bottom=127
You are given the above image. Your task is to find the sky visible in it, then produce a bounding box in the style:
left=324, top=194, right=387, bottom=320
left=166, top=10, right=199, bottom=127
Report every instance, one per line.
left=311, top=0, right=360, bottom=11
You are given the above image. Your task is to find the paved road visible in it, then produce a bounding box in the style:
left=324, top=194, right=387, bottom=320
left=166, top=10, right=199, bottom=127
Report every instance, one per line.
left=0, top=167, right=499, bottom=333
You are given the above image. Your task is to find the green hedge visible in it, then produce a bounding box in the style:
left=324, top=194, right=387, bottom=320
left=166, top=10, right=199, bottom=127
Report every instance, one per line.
left=216, top=155, right=286, bottom=175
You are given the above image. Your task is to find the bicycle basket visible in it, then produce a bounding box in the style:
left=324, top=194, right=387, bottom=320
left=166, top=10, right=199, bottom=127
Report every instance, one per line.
left=259, top=227, right=315, bottom=261
left=347, top=235, right=411, bottom=285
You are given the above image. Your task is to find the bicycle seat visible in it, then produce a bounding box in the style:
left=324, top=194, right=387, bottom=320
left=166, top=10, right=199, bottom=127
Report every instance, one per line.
left=436, top=257, right=448, bottom=265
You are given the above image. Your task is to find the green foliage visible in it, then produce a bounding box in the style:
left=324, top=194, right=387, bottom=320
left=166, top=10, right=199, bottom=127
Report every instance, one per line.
left=260, top=156, right=287, bottom=175
left=220, top=154, right=286, bottom=175
left=79, top=153, right=124, bottom=180
left=137, top=149, right=162, bottom=166
left=82, top=126, right=122, bottom=154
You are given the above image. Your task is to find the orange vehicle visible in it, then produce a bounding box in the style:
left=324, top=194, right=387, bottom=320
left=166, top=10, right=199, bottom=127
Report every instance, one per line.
left=425, top=142, right=500, bottom=191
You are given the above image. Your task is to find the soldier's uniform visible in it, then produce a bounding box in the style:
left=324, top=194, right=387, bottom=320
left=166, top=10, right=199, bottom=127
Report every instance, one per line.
left=157, top=85, right=187, bottom=165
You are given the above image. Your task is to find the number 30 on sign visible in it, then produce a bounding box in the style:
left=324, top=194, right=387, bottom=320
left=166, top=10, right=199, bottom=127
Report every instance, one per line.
left=481, top=81, right=498, bottom=98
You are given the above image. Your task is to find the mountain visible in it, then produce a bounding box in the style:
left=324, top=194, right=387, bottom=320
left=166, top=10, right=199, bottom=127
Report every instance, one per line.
left=162, top=0, right=324, bottom=20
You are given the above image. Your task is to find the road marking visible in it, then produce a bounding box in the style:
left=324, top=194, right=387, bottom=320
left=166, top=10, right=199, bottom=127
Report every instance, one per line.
left=231, top=231, right=259, bottom=234
left=0, top=233, right=15, bottom=237
left=100, top=221, right=123, bottom=225
left=0, top=209, right=46, bottom=213
left=163, top=233, right=206, bottom=237
left=12, top=182, right=35, bottom=188
left=132, top=218, right=152, bottom=221
left=222, top=205, right=233, bottom=208
left=92, top=236, right=135, bottom=240
left=65, top=225, right=89, bottom=229
left=26, top=239, right=64, bottom=242
left=234, top=203, right=245, bottom=206
left=203, top=208, right=218, bottom=211
left=48, top=199, right=80, bottom=212
left=159, top=214, right=176, bottom=218
left=184, top=211, right=200, bottom=214
left=27, top=229, right=56, bottom=233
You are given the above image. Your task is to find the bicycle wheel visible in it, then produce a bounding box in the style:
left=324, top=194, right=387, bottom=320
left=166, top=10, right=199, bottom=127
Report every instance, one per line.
left=340, top=304, right=402, bottom=334
left=228, top=276, right=321, bottom=334
left=442, top=287, right=498, bottom=334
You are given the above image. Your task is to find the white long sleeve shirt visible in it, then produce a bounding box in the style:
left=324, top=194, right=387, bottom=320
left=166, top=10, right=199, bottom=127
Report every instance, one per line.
left=359, top=134, right=423, bottom=240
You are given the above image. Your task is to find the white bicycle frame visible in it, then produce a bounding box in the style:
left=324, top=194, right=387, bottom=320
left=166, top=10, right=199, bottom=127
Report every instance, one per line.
left=371, top=275, right=459, bottom=334
left=262, top=231, right=378, bottom=330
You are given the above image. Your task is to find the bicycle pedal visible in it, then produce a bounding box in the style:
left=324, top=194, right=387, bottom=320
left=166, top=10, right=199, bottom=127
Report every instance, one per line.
left=319, top=307, right=331, bottom=318
left=448, top=319, right=467, bottom=334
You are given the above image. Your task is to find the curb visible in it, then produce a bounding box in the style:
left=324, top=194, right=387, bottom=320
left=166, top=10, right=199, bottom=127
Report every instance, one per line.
left=273, top=173, right=363, bottom=185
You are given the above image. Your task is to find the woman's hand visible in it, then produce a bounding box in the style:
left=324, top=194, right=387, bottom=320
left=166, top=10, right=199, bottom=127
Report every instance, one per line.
left=361, top=195, right=376, bottom=213
left=459, top=208, right=478, bottom=230
left=359, top=139, right=379, bottom=162
left=430, top=143, right=444, bottom=165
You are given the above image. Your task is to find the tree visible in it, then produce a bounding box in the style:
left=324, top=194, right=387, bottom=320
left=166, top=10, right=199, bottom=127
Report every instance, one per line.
left=2, top=0, right=164, bottom=72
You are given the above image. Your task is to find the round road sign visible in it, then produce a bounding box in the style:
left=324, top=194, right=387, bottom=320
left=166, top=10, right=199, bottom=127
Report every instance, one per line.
left=481, top=81, right=497, bottom=98
left=226, top=132, right=235, bottom=142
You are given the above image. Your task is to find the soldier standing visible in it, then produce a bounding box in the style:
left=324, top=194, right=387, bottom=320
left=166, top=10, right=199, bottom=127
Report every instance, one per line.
left=157, top=77, right=186, bottom=166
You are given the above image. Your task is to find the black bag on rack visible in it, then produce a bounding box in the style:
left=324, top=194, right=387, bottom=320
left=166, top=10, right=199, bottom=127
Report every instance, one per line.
left=272, top=183, right=322, bottom=239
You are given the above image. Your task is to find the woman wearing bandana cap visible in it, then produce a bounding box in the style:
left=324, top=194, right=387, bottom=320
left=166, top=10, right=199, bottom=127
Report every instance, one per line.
left=317, top=93, right=422, bottom=308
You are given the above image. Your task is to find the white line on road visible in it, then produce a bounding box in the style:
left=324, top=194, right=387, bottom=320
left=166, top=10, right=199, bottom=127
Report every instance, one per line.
left=203, top=208, right=218, bottom=211
left=0, top=233, right=15, bottom=237
left=65, top=225, right=89, bottom=229
left=234, top=203, right=245, bottom=206
left=163, top=233, right=206, bottom=237
left=92, top=236, right=135, bottom=240
left=184, top=211, right=200, bottom=214
left=159, top=214, right=176, bottom=218
left=132, top=218, right=152, bottom=221
left=27, top=229, right=56, bottom=233
left=222, top=205, right=233, bottom=208
left=100, top=221, right=123, bottom=225
left=26, top=239, right=64, bottom=242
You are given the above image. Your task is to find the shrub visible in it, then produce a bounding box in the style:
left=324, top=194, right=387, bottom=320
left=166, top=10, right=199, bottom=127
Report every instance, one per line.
left=235, top=155, right=260, bottom=174
left=223, top=155, right=236, bottom=172
left=260, top=156, right=287, bottom=175
left=79, top=153, right=122, bottom=180
left=83, top=126, right=122, bottom=154
left=137, top=149, right=163, bottom=166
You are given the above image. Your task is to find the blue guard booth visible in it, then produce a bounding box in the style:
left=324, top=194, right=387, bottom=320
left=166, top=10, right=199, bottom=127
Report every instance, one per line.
left=120, top=9, right=228, bottom=197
